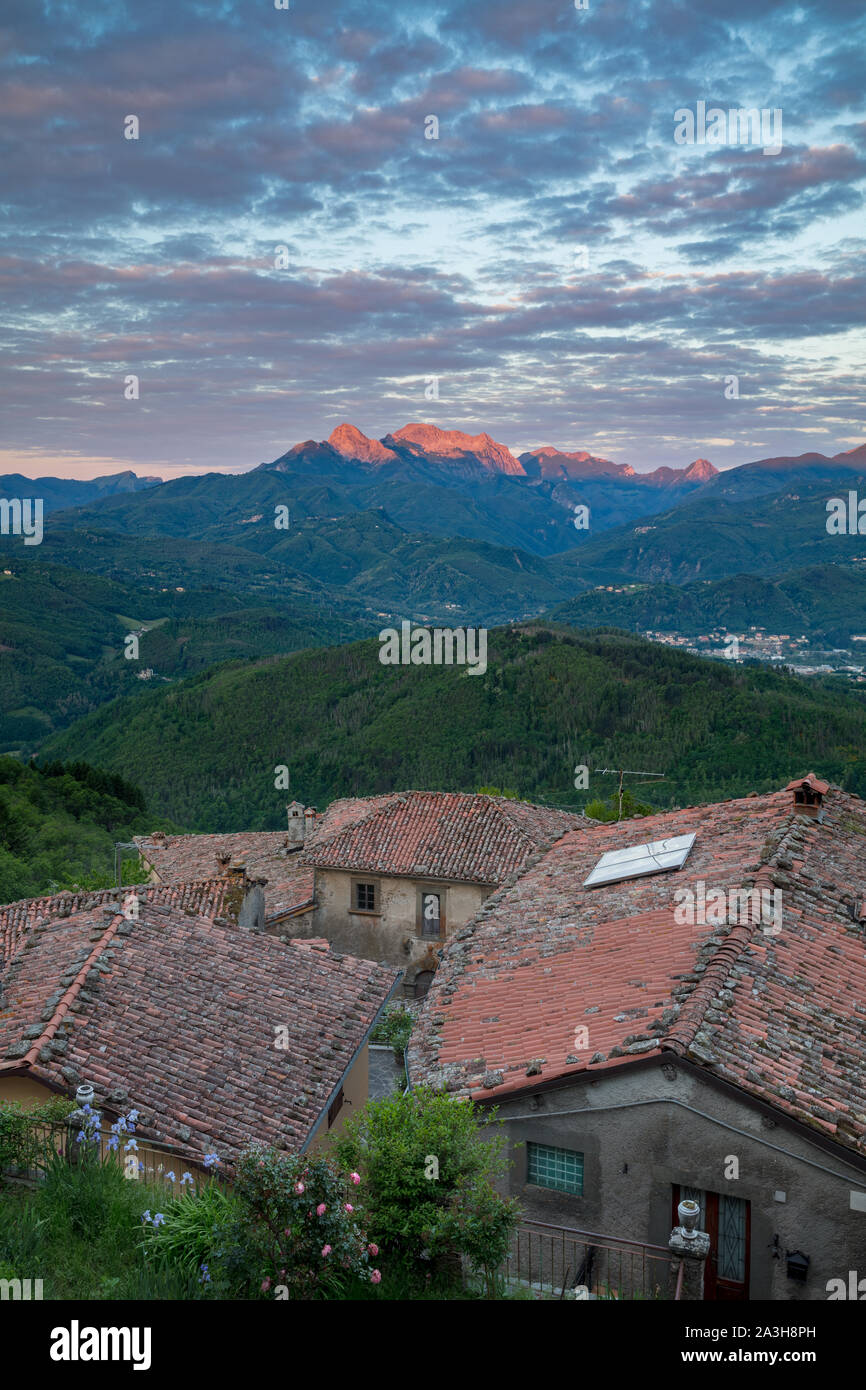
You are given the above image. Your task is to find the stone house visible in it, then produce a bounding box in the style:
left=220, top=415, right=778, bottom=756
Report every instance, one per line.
left=409, top=775, right=866, bottom=1300
left=295, top=792, right=581, bottom=995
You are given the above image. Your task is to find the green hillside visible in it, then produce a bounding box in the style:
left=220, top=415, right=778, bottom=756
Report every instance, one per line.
left=560, top=476, right=866, bottom=585
left=40, top=626, right=866, bottom=832
left=0, top=758, right=156, bottom=904
left=546, top=564, right=866, bottom=644
left=0, top=556, right=372, bottom=756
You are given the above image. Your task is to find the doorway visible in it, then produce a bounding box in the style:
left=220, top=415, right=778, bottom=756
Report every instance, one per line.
left=673, top=1185, right=750, bottom=1299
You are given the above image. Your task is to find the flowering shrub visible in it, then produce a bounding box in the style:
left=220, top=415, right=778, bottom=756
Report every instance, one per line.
left=233, top=1145, right=380, bottom=1298
left=333, top=1086, right=518, bottom=1283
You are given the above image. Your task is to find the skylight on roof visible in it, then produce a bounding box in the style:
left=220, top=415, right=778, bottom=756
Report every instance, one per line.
left=583, top=832, right=696, bottom=888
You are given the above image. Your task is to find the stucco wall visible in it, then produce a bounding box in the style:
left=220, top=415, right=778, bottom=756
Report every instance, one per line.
left=298, top=869, right=489, bottom=979
left=482, top=1058, right=866, bottom=1301
left=0, top=1075, right=56, bottom=1107
left=309, top=1044, right=369, bottom=1153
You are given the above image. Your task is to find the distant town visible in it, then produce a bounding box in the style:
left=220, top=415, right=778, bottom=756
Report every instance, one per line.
left=645, top=625, right=866, bottom=680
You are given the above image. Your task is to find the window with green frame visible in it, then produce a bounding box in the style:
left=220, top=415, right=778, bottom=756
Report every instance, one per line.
left=527, top=1142, right=584, bottom=1195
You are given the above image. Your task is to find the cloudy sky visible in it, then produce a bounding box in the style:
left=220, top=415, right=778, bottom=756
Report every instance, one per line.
left=2, top=0, right=864, bottom=478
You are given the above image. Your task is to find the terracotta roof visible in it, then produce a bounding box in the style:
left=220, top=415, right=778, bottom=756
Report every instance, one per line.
left=0, top=880, right=232, bottom=970
left=0, top=900, right=398, bottom=1163
left=312, top=794, right=403, bottom=839
left=785, top=772, right=830, bottom=795
left=304, top=791, right=581, bottom=884
left=134, top=832, right=314, bottom=921
left=409, top=780, right=866, bottom=1157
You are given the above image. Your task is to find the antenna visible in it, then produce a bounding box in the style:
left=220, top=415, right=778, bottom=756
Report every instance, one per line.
left=595, top=767, right=668, bottom=822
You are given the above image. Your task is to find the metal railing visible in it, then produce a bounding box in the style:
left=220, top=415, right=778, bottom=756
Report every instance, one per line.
left=0, top=1117, right=219, bottom=1193
left=501, top=1219, right=671, bottom=1300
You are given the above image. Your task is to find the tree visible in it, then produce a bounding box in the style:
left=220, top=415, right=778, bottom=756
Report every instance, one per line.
left=584, top=788, right=655, bottom=822
left=332, top=1086, right=519, bottom=1288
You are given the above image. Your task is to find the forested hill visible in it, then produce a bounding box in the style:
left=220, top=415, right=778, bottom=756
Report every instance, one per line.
left=40, top=627, right=866, bottom=832
left=0, top=758, right=156, bottom=904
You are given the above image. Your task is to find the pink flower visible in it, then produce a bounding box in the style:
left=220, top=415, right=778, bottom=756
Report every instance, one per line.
left=367, top=1243, right=379, bottom=1256
left=350, top=1172, right=361, bottom=1185
left=316, top=1203, right=327, bottom=1216
left=370, top=1269, right=382, bottom=1284
left=322, top=1244, right=332, bottom=1257
left=294, top=1181, right=305, bottom=1194
left=261, top=1277, right=271, bottom=1292
left=345, top=1203, right=354, bottom=1213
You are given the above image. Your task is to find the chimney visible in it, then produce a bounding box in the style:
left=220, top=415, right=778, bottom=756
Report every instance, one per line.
left=304, top=806, right=317, bottom=839
left=286, top=801, right=306, bottom=846
left=784, top=773, right=829, bottom=817
left=217, top=857, right=267, bottom=932
left=215, top=849, right=231, bottom=873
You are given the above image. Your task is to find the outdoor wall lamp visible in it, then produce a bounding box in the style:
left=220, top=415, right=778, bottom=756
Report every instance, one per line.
left=786, top=1250, right=810, bottom=1282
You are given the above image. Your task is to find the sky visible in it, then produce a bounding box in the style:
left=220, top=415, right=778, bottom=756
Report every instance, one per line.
left=1, top=0, right=864, bottom=479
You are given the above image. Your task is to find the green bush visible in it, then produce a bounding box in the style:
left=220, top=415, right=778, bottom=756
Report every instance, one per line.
left=332, top=1086, right=519, bottom=1289
left=0, top=1099, right=75, bottom=1182
left=372, top=1003, right=415, bottom=1060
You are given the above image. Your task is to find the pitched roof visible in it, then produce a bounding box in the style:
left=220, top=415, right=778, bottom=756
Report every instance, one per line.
left=0, top=900, right=398, bottom=1163
left=0, top=880, right=232, bottom=970
left=134, top=831, right=314, bottom=921
left=304, top=791, right=581, bottom=884
left=409, top=781, right=866, bottom=1157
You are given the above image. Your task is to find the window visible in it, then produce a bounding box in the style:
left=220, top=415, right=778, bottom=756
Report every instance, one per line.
left=328, top=1087, right=344, bottom=1127
left=527, top=1143, right=584, bottom=1195
left=420, top=892, right=442, bottom=939
left=584, top=832, right=696, bottom=888
left=352, top=880, right=377, bottom=912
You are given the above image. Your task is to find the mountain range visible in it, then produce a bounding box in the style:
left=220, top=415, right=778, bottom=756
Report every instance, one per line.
left=262, top=420, right=720, bottom=489
left=3, top=422, right=865, bottom=762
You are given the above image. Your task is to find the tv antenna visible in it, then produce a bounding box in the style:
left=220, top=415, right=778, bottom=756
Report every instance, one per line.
left=595, top=767, right=668, bottom=822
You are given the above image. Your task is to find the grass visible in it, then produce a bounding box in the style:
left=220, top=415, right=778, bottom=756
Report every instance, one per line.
left=0, top=1158, right=211, bottom=1300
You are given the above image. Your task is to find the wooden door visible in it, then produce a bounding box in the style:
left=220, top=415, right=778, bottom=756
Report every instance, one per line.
left=673, top=1185, right=750, bottom=1300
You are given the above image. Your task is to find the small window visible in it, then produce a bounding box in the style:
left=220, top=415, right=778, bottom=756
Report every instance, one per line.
left=353, top=881, right=377, bottom=912
left=527, top=1142, right=584, bottom=1195
left=328, top=1087, right=344, bottom=1127
left=420, top=892, right=441, bottom=938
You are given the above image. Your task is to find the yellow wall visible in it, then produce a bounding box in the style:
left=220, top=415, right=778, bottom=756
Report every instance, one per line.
left=0, top=1075, right=56, bottom=1107
left=309, top=1044, right=370, bottom=1153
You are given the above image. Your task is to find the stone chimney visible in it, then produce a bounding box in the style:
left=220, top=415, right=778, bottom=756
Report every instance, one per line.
left=784, top=773, right=829, bottom=818
left=304, top=806, right=317, bottom=839
left=216, top=856, right=267, bottom=932
left=286, top=802, right=306, bottom=846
